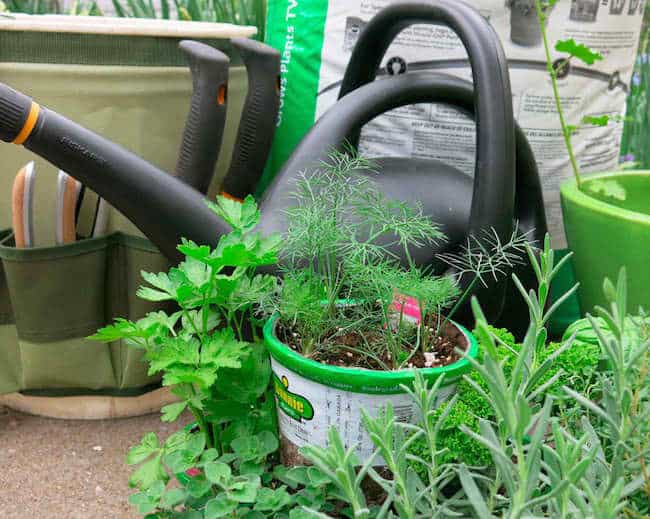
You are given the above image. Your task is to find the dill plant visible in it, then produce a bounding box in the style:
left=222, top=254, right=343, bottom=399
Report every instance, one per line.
left=268, top=151, right=529, bottom=370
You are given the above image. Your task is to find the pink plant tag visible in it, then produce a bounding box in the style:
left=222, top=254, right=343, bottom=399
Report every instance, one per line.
left=388, top=290, right=422, bottom=328
left=185, top=467, right=202, bottom=478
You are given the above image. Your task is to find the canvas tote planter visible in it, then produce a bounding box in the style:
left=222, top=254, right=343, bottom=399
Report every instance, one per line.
left=0, top=14, right=255, bottom=416
left=263, top=314, right=479, bottom=466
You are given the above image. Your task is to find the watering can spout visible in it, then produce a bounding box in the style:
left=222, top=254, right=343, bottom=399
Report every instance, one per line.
left=0, top=82, right=231, bottom=262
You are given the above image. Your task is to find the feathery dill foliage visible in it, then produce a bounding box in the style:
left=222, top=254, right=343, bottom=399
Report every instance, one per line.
left=270, top=151, right=527, bottom=370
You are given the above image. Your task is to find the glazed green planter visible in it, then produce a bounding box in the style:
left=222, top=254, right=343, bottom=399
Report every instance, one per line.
left=560, top=171, right=650, bottom=314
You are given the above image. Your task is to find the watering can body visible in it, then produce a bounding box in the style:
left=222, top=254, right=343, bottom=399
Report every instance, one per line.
left=0, top=0, right=547, bottom=332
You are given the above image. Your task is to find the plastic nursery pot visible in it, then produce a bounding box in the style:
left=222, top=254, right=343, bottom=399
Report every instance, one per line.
left=560, top=171, right=650, bottom=315
left=263, top=314, right=479, bottom=466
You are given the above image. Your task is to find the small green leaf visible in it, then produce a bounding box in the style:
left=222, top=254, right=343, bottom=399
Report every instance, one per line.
left=185, top=432, right=207, bottom=458
left=161, top=401, right=187, bottom=422
left=162, top=449, right=196, bottom=474
left=205, top=461, right=232, bottom=485
left=253, top=486, right=292, bottom=512
left=136, top=286, right=174, bottom=302
left=230, top=435, right=260, bottom=462
left=201, top=448, right=220, bottom=463
left=146, top=337, right=200, bottom=374
left=582, top=115, right=610, bottom=127
left=162, top=366, right=218, bottom=389
left=186, top=476, right=212, bottom=498
left=205, top=494, right=239, bottom=518
left=160, top=487, right=187, bottom=508
left=129, top=453, right=168, bottom=490
left=289, top=508, right=333, bottom=519
left=88, top=318, right=149, bottom=344
left=216, top=343, right=271, bottom=407
left=229, top=475, right=260, bottom=503
left=200, top=330, right=249, bottom=370
left=128, top=491, right=158, bottom=515
left=127, top=432, right=161, bottom=465
left=207, top=194, right=260, bottom=233
left=555, top=39, right=603, bottom=65
left=257, top=430, right=279, bottom=457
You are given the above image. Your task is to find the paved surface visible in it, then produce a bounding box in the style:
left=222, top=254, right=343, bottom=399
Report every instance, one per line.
left=0, top=405, right=191, bottom=518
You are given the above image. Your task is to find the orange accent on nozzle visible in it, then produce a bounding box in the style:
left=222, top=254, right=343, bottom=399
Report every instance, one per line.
left=217, top=84, right=227, bottom=105
left=219, top=191, right=243, bottom=203
left=13, top=102, right=40, bottom=145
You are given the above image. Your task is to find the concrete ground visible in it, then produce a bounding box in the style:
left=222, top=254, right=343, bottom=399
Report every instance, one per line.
left=0, top=405, right=191, bottom=518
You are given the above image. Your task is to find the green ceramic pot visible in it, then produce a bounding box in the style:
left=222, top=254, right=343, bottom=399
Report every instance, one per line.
left=560, top=171, right=650, bottom=314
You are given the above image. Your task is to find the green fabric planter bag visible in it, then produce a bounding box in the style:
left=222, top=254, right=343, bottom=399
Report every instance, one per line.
left=0, top=16, right=255, bottom=396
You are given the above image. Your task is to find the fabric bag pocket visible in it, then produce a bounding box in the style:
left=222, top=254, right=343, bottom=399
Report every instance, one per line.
left=0, top=232, right=115, bottom=389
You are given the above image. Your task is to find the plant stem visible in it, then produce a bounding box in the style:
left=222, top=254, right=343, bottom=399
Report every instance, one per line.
left=443, top=276, right=479, bottom=329
left=188, top=403, right=213, bottom=450
left=534, top=0, right=582, bottom=189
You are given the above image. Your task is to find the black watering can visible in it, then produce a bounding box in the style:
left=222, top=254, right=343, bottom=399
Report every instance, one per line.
left=0, top=0, right=546, bottom=331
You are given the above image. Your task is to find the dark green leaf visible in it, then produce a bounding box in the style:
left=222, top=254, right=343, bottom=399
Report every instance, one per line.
left=215, top=342, right=271, bottom=403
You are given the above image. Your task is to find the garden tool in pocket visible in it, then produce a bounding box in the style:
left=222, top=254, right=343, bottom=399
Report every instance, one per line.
left=56, top=170, right=81, bottom=245
left=11, top=161, right=35, bottom=248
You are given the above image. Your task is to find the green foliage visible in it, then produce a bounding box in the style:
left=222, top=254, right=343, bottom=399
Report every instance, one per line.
left=554, top=38, right=603, bottom=65
left=299, top=372, right=460, bottom=518
left=111, top=0, right=267, bottom=39
left=270, top=150, right=528, bottom=369
left=534, top=1, right=624, bottom=188
left=91, top=195, right=287, bottom=517
left=620, top=7, right=650, bottom=168
left=0, top=0, right=102, bottom=14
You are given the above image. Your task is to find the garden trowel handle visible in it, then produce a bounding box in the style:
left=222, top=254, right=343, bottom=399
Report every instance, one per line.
left=220, top=38, right=280, bottom=200
left=0, top=82, right=231, bottom=262
left=175, top=40, right=230, bottom=195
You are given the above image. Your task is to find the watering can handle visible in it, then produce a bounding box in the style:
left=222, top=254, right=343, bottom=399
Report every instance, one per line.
left=338, top=0, right=516, bottom=242
left=0, top=82, right=231, bottom=262
left=264, top=72, right=544, bottom=245
left=221, top=38, right=281, bottom=200
left=175, top=41, right=230, bottom=195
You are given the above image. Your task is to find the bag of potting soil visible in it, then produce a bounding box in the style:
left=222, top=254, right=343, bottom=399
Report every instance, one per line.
left=263, top=0, right=645, bottom=248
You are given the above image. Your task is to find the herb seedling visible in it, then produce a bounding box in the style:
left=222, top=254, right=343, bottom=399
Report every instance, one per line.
left=270, top=151, right=528, bottom=370
left=534, top=0, right=627, bottom=189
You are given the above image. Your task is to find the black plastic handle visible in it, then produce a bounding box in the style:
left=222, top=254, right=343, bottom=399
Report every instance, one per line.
left=338, top=0, right=516, bottom=243
left=0, top=82, right=230, bottom=262
left=175, top=40, right=230, bottom=195
left=261, top=70, right=531, bottom=239
left=221, top=38, right=280, bottom=199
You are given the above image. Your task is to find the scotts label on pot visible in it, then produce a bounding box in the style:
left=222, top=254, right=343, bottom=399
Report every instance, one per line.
left=263, top=0, right=645, bottom=248
left=270, top=358, right=454, bottom=463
